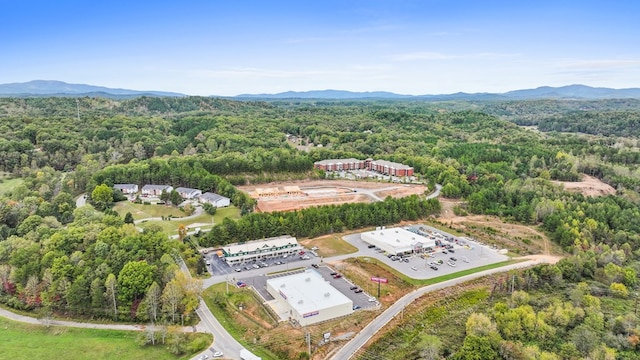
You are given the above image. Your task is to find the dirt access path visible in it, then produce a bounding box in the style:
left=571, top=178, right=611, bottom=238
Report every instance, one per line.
left=437, top=199, right=554, bottom=255
left=552, top=174, right=615, bottom=197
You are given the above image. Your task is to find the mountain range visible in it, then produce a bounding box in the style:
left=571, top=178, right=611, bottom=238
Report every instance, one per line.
left=1, top=80, right=640, bottom=100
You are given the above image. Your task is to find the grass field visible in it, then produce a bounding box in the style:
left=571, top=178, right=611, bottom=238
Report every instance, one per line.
left=115, top=203, right=241, bottom=236
left=113, top=201, right=185, bottom=220
left=0, top=175, right=24, bottom=196
left=299, top=234, right=359, bottom=257
left=0, top=316, right=211, bottom=360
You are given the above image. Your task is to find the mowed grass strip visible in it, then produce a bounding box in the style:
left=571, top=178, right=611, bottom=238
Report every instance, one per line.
left=0, top=316, right=208, bottom=360
left=300, top=234, right=359, bottom=257
left=113, top=201, right=185, bottom=220
left=139, top=206, right=241, bottom=236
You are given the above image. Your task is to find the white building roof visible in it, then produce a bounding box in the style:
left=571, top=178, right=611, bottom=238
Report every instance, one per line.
left=199, top=192, right=229, bottom=202
left=113, top=184, right=137, bottom=190
left=223, top=235, right=298, bottom=256
left=314, top=158, right=363, bottom=165
left=363, top=227, right=435, bottom=251
left=175, top=187, right=201, bottom=194
left=142, top=184, right=172, bottom=191
left=267, top=270, right=352, bottom=315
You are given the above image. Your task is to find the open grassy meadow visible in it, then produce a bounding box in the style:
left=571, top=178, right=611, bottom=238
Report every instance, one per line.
left=114, top=202, right=241, bottom=236
left=0, top=317, right=211, bottom=360
left=0, top=173, right=24, bottom=196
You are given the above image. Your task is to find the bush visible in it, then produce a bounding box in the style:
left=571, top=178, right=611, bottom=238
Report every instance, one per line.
left=187, top=335, right=210, bottom=353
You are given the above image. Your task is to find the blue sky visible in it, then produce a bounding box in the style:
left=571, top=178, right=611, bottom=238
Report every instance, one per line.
left=2, top=1, right=639, bottom=95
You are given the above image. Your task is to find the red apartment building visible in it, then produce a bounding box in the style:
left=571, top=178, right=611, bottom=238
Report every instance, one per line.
left=314, top=158, right=414, bottom=177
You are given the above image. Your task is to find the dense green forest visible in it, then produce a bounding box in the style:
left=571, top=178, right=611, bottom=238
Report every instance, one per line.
left=1, top=96, right=640, bottom=358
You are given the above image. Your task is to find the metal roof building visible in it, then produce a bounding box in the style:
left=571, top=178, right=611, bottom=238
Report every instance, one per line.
left=266, top=269, right=353, bottom=326
left=360, top=227, right=436, bottom=255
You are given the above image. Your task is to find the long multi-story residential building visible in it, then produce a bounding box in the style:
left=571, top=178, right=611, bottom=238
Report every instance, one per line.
left=313, top=158, right=414, bottom=177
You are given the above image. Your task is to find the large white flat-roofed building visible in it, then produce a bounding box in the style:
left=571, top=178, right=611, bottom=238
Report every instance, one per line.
left=221, top=235, right=302, bottom=266
left=361, top=227, right=436, bottom=255
left=266, top=270, right=353, bottom=326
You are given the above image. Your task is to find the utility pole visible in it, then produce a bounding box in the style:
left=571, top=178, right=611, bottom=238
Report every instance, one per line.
left=306, top=332, right=311, bottom=356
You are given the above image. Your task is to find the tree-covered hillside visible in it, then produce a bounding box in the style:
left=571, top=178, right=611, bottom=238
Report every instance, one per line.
left=1, top=96, right=640, bottom=358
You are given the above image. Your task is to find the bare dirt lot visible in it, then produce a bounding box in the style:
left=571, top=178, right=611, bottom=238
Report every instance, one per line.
left=552, top=174, right=616, bottom=197
left=437, top=199, right=557, bottom=255
left=238, top=180, right=428, bottom=212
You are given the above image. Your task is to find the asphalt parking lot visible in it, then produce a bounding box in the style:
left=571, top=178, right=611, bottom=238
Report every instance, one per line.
left=341, top=224, right=509, bottom=280
left=234, top=265, right=377, bottom=311
left=203, top=248, right=319, bottom=277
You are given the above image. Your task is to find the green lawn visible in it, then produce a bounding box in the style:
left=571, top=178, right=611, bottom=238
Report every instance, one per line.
left=0, top=316, right=211, bottom=360
left=0, top=176, right=24, bottom=196
left=299, top=234, right=359, bottom=257
left=113, top=201, right=185, bottom=220
left=138, top=206, right=241, bottom=236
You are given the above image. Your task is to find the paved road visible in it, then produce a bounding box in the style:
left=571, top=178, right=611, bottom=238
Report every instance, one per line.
left=75, top=193, right=87, bottom=208
left=329, top=257, right=555, bottom=360
left=0, top=305, right=194, bottom=332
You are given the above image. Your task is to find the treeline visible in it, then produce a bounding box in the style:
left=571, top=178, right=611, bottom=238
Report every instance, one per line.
left=366, top=242, right=640, bottom=359
left=87, top=156, right=265, bottom=213
left=199, top=195, right=441, bottom=246
left=537, top=110, right=640, bottom=137
left=0, top=205, right=203, bottom=324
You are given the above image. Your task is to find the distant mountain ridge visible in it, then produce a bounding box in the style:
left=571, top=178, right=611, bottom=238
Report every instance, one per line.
left=0, top=80, right=184, bottom=97
left=1, top=80, right=640, bottom=100
left=237, top=85, right=640, bottom=100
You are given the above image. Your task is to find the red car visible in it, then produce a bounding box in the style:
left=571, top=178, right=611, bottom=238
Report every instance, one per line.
left=236, top=281, right=247, bottom=288
left=333, top=274, right=342, bottom=279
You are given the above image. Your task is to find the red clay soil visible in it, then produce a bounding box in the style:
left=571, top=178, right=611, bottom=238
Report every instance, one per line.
left=240, top=180, right=427, bottom=213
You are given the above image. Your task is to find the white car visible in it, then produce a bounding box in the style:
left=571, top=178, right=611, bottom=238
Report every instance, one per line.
left=411, top=266, right=418, bottom=271
left=212, top=351, right=224, bottom=357
left=368, top=297, right=377, bottom=302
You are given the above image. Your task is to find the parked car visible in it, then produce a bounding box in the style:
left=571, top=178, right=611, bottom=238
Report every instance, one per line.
left=274, top=261, right=283, bottom=265
left=234, top=268, right=242, bottom=272
left=205, top=260, right=211, bottom=265
left=447, top=261, right=456, bottom=267
left=368, top=297, right=377, bottom=302
left=330, top=271, right=338, bottom=276
left=367, top=244, right=376, bottom=248
left=236, top=281, right=246, bottom=288
left=244, top=266, right=251, bottom=271
left=311, top=263, right=319, bottom=268
left=349, top=285, right=358, bottom=290
left=403, top=258, right=410, bottom=263
left=353, top=305, right=361, bottom=310
left=411, top=266, right=418, bottom=271
left=212, top=351, right=224, bottom=358
left=198, top=354, right=209, bottom=360
left=311, top=246, right=318, bottom=251
left=354, top=288, right=363, bottom=293
left=333, top=274, right=342, bottom=279
left=299, top=251, right=305, bottom=255
left=442, top=250, right=448, bottom=254
left=430, top=265, right=439, bottom=270
left=449, top=248, right=455, bottom=253
left=450, top=257, right=457, bottom=261
left=301, top=255, right=310, bottom=260
left=252, top=264, right=260, bottom=269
